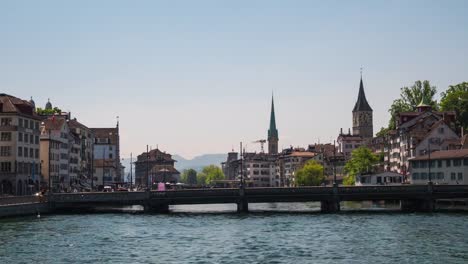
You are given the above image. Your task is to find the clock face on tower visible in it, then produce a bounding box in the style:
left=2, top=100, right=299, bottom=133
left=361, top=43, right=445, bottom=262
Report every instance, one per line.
left=358, top=112, right=372, bottom=126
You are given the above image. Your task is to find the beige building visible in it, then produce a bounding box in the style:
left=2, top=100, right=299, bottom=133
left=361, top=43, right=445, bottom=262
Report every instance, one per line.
left=40, top=116, right=70, bottom=192
left=409, top=149, right=468, bottom=185
left=0, top=94, right=41, bottom=195
left=276, top=149, right=322, bottom=187
left=93, top=159, right=117, bottom=187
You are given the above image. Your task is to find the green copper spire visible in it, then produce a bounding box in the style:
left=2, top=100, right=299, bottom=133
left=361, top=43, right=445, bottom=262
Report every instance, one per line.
left=417, top=95, right=432, bottom=108
left=268, top=95, right=278, bottom=139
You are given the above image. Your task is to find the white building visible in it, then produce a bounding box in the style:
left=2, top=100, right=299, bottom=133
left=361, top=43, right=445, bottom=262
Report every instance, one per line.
left=386, top=105, right=459, bottom=175
left=409, top=149, right=468, bottom=185
left=356, top=171, right=404, bottom=186
left=243, top=153, right=276, bottom=187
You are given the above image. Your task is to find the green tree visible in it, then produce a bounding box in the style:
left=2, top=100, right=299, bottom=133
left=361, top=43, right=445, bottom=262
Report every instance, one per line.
left=388, top=80, right=438, bottom=129
left=295, top=160, right=325, bottom=186
left=376, top=127, right=390, bottom=137
left=180, top=169, right=197, bottom=185
left=198, top=165, right=225, bottom=185
left=36, top=107, right=62, bottom=115
left=343, top=147, right=379, bottom=186
left=440, top=82, right=468, bottom=131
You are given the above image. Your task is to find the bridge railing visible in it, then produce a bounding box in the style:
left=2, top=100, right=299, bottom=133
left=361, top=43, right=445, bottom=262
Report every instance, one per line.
left=245, top=187, right=333, bottom=195
left=154, top=188, right=239, bottom=198
left=51, top=192, right=147, bottom=203
left=338, top=185, right=429, bottom=194
left=0, top=195, right=41, bottom=206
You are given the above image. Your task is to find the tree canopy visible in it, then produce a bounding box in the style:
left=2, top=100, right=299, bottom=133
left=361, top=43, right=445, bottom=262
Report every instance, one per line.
left=198, top=165, right=225, bottom=185
left=343, top=147, right=379, bottom=186
left=440, top=82, right=468, bottom=131
left=388, top=80, right=438, bottom=129
left=180, top=169, right=197, bottom=185
left=295, top=160, right=325, bottom=186
left=36, top=107, right=62, bottom=115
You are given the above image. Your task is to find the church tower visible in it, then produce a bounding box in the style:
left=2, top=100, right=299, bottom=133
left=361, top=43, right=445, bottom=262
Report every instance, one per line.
left=352, top=75, right=373, bottom=139
left=268, top=95, right=279, bottom=154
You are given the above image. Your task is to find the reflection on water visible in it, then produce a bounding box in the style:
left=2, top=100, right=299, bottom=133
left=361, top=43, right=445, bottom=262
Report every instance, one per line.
left=1, top=203, right=467, bottom=264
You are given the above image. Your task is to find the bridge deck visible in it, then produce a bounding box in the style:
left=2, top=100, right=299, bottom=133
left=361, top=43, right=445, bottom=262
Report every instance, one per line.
left=49, top=185, right=468, bottom=207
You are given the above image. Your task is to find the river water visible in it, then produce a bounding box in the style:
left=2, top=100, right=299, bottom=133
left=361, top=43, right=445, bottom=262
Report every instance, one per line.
left=0, top=203, right=467, bottom=264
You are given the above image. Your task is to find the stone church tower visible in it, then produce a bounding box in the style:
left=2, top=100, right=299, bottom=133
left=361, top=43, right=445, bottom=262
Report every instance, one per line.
left=352, top=76, right=373, bottom=139
left=268, top=96, right=279, bottom=154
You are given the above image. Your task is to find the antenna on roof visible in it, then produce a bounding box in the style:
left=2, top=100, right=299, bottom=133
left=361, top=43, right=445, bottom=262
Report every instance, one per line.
left=360, top=66, right=363, bottom=78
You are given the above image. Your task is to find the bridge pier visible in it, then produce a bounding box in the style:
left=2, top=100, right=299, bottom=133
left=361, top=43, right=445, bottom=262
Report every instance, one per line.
left=237, top=199, right=249, bottom=213
left=320, top=199, right=340, bottom=213
left=400, top=199, right=434, bottom=213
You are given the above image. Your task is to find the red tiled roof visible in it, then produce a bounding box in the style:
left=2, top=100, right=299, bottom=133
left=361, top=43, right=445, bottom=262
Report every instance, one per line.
left=0, top=93, right=38, bottom=117
left=42, top=116, right=67, bottom=130
left=410, top=149, right=468, bottom=161
left=288, top=151, right=317, bottom=158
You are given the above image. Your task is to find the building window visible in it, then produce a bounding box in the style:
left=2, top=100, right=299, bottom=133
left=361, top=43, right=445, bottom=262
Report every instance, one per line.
left=29, top=148, right=33, bottom=158
left=24, top=133, right=29, bottom=143
left=437, top=160, right=442, bottom=168
left=0, top=146, right=11, bottom=156
left=18, top=147, right=23, bottom=157
left=412, top=173, right=419, bottom=180
left=1, top=118, right=12, bottom=126
left=35, top=135, right=39, bottom=145
left=35, top=149, right=39, bottom=159
left=446, top=160, right=451, bottom=167
left=464, top=159, right=468, bottom=166
left=19, top=132, right=23, bottom=142
left=0, top=162, right=11, bottom=172
left=0, top=132, right=11, bottom=141
left=458, top=173, right=463, bottom=181
left=438, top=127, right=444, bottom=134
left=29, top=134, right=33, bottom=144
left=19, top=118, right=23, bottom=127
left=421, top=173, right=427, bottom=180
left=453, top=159, right=461, bottom=167
left=24, top=147, right=28, bottom=158
left=437, top=172, right=444, bottom=180
left=451, top=173, right=456, bottom=181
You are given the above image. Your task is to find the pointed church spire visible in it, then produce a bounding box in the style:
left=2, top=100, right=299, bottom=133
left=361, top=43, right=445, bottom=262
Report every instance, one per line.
left=268, top=94, right=278, bottom=154
left=353, top=74, right=373, bottom=112
left=268, top=95, right=277, bottom=138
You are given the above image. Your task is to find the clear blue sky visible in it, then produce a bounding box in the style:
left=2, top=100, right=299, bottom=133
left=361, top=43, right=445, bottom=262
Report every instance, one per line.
left=2, top=0, right=467, bottom=158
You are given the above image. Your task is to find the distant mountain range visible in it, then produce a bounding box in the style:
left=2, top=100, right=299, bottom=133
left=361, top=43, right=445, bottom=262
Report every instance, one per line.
left=173, top=154, right=227, bottom=172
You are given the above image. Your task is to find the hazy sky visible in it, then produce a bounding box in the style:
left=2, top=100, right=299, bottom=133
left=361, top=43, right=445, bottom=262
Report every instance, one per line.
left=2, top=0, right=468, bottom=159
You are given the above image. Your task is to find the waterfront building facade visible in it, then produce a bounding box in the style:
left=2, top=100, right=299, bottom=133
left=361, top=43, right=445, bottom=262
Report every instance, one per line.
left=92, top=124, right=122, bottom=185
left=68, top=118, right=94, bottom=190
left=0, top=94, right=41, bottom=195
left=385, top=102, right=459, bottom=175
left=409, top=149, right=468, bottom=185
left=40, top=116, right=70, bottom=192
left=134, top=148, right=180, bottom=187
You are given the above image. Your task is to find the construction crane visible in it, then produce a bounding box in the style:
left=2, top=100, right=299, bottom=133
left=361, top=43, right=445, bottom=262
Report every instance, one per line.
left=252, top=139, right=267, bottom=153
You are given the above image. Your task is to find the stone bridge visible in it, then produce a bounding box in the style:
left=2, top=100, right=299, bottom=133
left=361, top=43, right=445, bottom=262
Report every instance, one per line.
left=49, top=185, right=468, bottom=213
